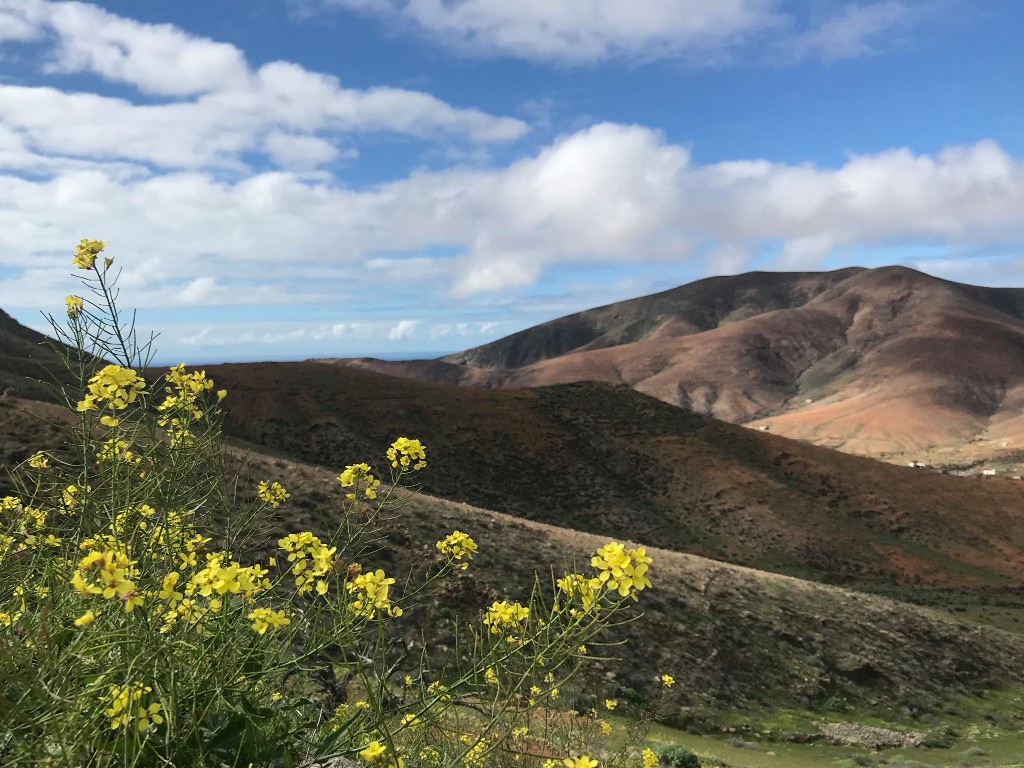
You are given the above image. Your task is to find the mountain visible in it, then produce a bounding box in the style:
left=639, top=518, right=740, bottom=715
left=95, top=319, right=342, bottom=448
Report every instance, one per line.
left=200, top=361, right=1024, bottom=594
left=0, top=308, right=78, bottom=402
left=325, top=266, right=1024, bottom=466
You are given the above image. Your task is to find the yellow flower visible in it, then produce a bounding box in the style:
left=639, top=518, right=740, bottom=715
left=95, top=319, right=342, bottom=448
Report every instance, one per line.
left=563, top=757, right=598, bottom=768
left=589, top=542, right=653, bottom=600
left=257, top=480, right=289, bottom=508
left=78, top=364, right=146, bottom=412
left=74, top=610, right=97, bottom=627
left=360, top=741, right=387, bottom=763
left=347, top=568, right=401, bottom=618
left=28, top=451, right=49, bottom=469
left=136, top=702, right=163, bottom=731
left=337, top=463, right=381, bottom=499
left=642, top=749, right=658, bottom=768
left=604, top=699, right=617, bottom=710
left=106, top=683, right=159, bottom=731
left=436, top=530, right=477, bottom=568
left=660, top=673, right=675, bottom=688
left=386, top=436, right=426, bottom=470
left=121, top=592, right=145, bottom=612
left=65, top=294, right=83, bottom=318
left=72, top=238, right=108, bottom=269
left=484, top=667, right=499, bottom=685
left=483, top=599, right=529, bottom=639
left=247, top=607, right=291, bottom=635
left=600, top=720, right=612, bottom=735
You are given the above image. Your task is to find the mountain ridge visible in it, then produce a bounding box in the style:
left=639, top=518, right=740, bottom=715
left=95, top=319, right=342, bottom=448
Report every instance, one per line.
left=320, top=266, right=1024, bottom=466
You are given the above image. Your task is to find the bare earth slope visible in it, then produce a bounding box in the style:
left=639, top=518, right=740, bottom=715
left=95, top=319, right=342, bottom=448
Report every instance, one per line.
left=228, top=446, right=1024, bottom=713
left=0, top=309, right=78, bottom=402
left=201, top=362, right=1024, bottom=592
left=6, top=393, right=1024, bottom=714
left=325, top=266, right=1024, bottom=466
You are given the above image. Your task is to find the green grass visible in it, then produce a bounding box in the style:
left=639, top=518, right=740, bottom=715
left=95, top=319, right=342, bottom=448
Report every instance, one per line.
left=634, top=717, right=1024, bottom=768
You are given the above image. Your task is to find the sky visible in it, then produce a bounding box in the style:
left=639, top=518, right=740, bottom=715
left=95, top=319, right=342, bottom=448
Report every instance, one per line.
left=0, top=0, right=1022, bottom=364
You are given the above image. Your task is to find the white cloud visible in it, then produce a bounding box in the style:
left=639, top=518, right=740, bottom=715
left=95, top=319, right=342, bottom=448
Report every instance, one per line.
left=0, top=0, right=48, bottom=43
left=388, top=319, right=419, bottom=340
left=317, top=0, right=922, bottom=65
left=705, top=243, right=753, bottom=275
left=0, top=1, right=527, bottom=173
left=783, top=1, right=914, bottom=62
left=2, top=123, right=1022, bottom=319
left=44, top=1, right=252, bottom=95
left=263, top=131, right=345, bottom=169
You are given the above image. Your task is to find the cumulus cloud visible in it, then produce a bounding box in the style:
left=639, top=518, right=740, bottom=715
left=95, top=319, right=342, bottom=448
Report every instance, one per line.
left=3, top=123, right=1022, bottom=318
left=316, top=0, right=921, bottom=65
left=388, top=319, right=420, bottom=340
left=0, top=1, right=527, bottom=172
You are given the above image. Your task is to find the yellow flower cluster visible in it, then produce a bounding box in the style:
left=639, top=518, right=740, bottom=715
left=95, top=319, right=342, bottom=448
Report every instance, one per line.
left=387, top=437, right=426, bottom=470
left=159, top=363, right=218, bottom=419
left=556, top=573, right=597, bottom=611
left=65, top=295, right=83, bottom=318
left=77, top=364, right=146, bottom=414
left=258, top=481, right=290, bottom=509
left=155, top=364, right=224, bottom=446
left=187, top=552, right=270, bottom=601
left=105, top=683, right=162, bottom=731
left=71, top=238, right=108, bottom=269
left=563, top=758, right=598, bottom=768
left=642, top=748, right=658, bottom=768
left=246, top=606, right=291, bottom=635
left=589, top=542, right=652, bottom=600
left=278, top=531, right=335, bottom=595
left=347, top=568, right=402, bottom=618
left=460, top=734, right=493, bottom=768
left=435, top=530, right=477, bottom=569
left=483, top=600, right=529, bottom=639
left=28, top=452, right=49, bottom=469
left=71, top=547, right=143, bottom=613
left=337, top=462, right=381, bottom=500
left=97, top=437, right=138, bottom=464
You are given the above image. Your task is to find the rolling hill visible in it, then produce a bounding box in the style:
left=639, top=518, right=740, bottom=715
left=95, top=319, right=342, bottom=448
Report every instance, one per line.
left=5, top=393, right=1024, bottom=718
left=199, top=360, right=1024, bottom=593
left=325, top=266, right=1024, bottom=467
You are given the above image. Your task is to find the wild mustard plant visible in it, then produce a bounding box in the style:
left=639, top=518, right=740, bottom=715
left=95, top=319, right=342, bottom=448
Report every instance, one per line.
left=0, top=240, right=662, bottom=767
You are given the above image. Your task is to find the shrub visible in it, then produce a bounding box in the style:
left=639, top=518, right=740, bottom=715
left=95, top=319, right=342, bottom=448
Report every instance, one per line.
left=660, top=745, right=702, bottom=768
left=0, top=240, right=662, bottom=767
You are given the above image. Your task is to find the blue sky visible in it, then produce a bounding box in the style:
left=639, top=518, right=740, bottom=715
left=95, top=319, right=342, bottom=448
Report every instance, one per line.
left=1, top=0, right=1022, bottom=363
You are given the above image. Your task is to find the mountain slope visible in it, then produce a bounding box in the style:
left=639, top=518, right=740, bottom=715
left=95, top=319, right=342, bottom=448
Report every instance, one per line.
left=0, top=309, right=77, bottom=402
left=206, top=442, right=1024, bottom=714
left=7, top=393, right=1024, bottom=715
left=201, top=361, right=1024, bottom=592
left=326, top=266, right=1024, bottom=465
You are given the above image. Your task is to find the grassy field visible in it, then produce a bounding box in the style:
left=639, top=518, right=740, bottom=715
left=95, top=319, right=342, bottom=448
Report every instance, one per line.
left=638, top=715, right=1024, bottom=767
